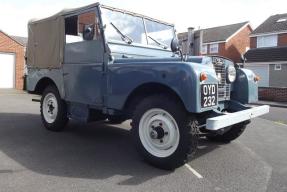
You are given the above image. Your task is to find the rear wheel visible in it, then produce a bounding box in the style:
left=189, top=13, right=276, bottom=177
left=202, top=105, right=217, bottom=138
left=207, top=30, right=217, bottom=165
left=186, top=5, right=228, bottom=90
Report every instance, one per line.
left=132, top=95, right=199, bottom=170
left=207, top=122, right=247, bottom=143
left=40, top=85, right=68, bottom=132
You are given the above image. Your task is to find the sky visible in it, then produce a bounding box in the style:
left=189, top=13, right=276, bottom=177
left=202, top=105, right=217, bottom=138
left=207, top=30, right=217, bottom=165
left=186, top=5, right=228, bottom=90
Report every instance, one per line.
left=0, top=0, right=287, bottom=37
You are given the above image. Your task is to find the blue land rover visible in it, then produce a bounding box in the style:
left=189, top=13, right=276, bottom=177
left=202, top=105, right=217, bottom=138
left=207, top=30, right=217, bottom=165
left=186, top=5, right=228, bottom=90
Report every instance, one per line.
left=26, top=3, right=269, bottom=170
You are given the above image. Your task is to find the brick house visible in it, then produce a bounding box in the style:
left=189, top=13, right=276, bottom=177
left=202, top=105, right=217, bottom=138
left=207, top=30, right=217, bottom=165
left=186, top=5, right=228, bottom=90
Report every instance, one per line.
left=178, top=22, right=252, bottom=63
left=0, top=30, right=27, bottom=90
left=244, top=13, right=287, bottom=101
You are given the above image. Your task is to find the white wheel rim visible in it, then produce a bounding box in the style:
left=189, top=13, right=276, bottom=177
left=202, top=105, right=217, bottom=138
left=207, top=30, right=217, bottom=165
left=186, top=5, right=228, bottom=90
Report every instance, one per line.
left=43, top=93, right=58, bottom=124
left=139, top=108, right=180, bottom=158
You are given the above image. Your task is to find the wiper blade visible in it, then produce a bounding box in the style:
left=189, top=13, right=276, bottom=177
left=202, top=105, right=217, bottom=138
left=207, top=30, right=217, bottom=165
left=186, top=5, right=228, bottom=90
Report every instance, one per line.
left=148, top=35, right=168, bottom=49
left=110, top=22, right=133, bottom=44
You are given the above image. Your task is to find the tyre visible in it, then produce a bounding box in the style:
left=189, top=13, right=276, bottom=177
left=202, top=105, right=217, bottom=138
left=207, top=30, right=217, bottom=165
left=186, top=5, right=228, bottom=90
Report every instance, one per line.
left=207, top=122, right=247, bottom=143
left=107, top=116, right=126, bottom=124
left=131, top=94, right=199, bottom=170
left=40, top=85, right=68, bottom=132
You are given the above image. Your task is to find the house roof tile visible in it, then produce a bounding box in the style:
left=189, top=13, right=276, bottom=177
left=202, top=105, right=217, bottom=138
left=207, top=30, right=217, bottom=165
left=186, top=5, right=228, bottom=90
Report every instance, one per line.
left=251, top=13, right=287, bottom=35
left=244, top=46, right=287, bottom=62
left=178, top=21, right=249, bottom=44
left=10, top=36, right=28, bottom=47
left=0, top=30, right=27, bottom=47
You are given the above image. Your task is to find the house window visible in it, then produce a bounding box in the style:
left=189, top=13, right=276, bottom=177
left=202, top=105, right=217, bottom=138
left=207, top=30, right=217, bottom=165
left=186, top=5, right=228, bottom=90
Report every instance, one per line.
left=201, top=44, right=207, bottom=54
left=257, top=34, right=277, bottom=48
left=209, top=43, right=219, bottom=53
left=274, top=64, right=282, bottom=70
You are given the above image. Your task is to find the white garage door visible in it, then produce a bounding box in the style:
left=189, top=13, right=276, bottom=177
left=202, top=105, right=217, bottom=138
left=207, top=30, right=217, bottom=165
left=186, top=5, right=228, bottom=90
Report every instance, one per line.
left=245, top=65, right=269, bottom=87
left=0, top=53, right=15, bottom=88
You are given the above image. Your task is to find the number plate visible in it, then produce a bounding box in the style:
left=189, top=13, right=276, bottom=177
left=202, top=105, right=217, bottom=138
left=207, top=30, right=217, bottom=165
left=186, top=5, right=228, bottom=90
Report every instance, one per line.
left=201, top=84, right=218, bottom=108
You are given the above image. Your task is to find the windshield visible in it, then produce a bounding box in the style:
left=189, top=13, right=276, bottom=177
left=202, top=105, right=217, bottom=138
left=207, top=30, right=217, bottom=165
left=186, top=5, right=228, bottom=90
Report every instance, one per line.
left=101, top=7, right=175, bottom=49
left=145, top=19, right=174, bottom=48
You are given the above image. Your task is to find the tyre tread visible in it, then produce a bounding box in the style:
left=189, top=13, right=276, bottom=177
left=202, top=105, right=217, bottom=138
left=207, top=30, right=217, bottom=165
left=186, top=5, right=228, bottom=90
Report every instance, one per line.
left=131, top=94, right=199, bottom=170
left=40, top=85, right=68, bottom=132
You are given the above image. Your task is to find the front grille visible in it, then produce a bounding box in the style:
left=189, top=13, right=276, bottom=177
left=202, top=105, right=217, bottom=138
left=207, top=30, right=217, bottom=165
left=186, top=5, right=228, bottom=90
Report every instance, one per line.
left=213, top=60, right=231, bottom=101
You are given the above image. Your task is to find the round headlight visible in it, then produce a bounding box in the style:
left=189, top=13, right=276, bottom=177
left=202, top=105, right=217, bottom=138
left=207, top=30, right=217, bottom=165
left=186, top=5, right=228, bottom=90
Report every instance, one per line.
left=227, top=66, right=236, bottom=83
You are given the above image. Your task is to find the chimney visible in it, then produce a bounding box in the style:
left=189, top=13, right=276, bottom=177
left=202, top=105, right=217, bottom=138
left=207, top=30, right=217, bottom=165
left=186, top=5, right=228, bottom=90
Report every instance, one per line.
left=193, top=29, right=203, bottom=56
left=187, top=27, right=194, bottom=55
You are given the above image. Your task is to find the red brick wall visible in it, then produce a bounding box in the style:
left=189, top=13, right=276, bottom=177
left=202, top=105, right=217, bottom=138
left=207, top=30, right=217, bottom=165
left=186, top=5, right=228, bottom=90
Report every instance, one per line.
left=259, top=87, right=287, bottom=102
left=201, top=43, right=225, bottom=56
left=0, top=32, right=25, bottom=90
left=250, top=33, right=287, bottom=48
left=203, top=25, right=252, bottom=63
left=278, top=33, right=287, bottom=46
left=250, top=37, right=257, bottom=48
left=223, top=25, right=252, bottom=63
left=217, top=43, right=225, bottom=55
left=78, top=12, right=96, bottom=33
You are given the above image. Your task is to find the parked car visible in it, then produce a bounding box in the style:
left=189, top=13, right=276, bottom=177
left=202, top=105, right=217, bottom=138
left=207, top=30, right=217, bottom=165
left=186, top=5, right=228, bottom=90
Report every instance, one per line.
left=26, top=3, right=269, bottom=170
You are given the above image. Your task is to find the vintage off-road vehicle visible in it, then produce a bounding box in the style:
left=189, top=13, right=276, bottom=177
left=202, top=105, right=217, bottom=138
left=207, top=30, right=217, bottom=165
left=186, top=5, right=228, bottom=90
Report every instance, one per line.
left=26, top=3, right=269, bottom=170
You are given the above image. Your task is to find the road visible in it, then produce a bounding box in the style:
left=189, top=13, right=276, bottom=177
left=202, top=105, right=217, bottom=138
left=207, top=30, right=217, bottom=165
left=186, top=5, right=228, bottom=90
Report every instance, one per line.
left=0, top=91, right=286, bottom=192
left=260, top=106, right=287, bottom=125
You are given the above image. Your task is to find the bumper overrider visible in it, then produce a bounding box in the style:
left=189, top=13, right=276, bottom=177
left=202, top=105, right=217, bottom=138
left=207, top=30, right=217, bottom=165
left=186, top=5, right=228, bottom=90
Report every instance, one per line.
left=206, top=105, right=270, bottom=130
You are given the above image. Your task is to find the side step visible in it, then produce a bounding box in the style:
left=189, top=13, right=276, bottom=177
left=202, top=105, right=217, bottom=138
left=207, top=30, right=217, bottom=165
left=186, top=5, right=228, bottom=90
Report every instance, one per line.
left=32, top=98, right=41, bottom=102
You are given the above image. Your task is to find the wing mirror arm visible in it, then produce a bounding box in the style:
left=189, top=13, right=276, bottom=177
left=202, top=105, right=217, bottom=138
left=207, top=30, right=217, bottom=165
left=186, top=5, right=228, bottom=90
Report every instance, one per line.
left=171, top=37, right=184, bottom=61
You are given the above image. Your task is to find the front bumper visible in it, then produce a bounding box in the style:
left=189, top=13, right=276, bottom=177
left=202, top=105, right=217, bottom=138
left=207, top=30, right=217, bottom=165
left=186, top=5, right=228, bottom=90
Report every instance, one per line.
left=206, top=105, right=270, bottom=130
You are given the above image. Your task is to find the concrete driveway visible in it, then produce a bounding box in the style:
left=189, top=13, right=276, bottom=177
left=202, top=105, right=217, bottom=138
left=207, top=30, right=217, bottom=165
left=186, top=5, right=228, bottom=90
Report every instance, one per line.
left=0, top=90, right=286, bottom=192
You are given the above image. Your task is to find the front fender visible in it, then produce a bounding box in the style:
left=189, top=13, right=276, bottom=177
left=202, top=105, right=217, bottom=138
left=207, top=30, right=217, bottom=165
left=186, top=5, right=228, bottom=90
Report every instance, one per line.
left=107, top=62, right=218, bottom=113
left=231, top=68, right=258, bottom=104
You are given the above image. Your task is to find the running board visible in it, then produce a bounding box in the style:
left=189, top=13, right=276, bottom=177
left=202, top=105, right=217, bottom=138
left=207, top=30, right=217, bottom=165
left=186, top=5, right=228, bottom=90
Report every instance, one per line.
left=32, top=98, right=41, bottom=102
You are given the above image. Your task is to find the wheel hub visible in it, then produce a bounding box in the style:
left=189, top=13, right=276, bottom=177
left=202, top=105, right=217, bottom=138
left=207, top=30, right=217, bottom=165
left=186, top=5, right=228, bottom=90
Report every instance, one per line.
left=48, top=101, right=55, bottom=114
left=150, top=126, right=165, bottom=140
left=139, top=108, right=180, bottom=158
left=42, top=93, right=58, bottom=124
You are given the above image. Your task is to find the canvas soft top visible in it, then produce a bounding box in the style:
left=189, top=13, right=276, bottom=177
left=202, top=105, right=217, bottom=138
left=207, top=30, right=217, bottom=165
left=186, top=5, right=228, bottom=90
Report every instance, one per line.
left=27, top=2, right=174, bottom=69
left=29, top=3, right=174, bottom=26
left=29, top=3, right=100, bottom=24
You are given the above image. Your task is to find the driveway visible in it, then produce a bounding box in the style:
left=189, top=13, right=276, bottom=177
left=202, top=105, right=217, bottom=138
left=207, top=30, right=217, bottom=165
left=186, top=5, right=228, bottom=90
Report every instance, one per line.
left=0, top=90, right=286, bottom=192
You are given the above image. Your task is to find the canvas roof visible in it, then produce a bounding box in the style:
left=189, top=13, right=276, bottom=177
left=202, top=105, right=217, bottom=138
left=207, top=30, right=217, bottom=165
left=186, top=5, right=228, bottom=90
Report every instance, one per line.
left=27, top=2, right=175, bottom=69
left=29, top=3, right=174, bottom=26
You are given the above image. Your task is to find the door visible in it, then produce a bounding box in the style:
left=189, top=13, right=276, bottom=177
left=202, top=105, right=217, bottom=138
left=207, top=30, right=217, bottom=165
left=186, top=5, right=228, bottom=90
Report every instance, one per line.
left=0, top=53, right=15, bottom=88
left=63, top=9, right=105, bottom=106
left=245, top=65, right=269, bottom=87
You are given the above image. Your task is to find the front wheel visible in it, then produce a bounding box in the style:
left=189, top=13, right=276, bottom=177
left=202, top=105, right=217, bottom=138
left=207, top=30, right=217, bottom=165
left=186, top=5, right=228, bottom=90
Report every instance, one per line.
left=207, top=122, right=247, bottom=143
left=132, top=95, right=199, bottom=170
left=40, top=85, right=68, bottom=132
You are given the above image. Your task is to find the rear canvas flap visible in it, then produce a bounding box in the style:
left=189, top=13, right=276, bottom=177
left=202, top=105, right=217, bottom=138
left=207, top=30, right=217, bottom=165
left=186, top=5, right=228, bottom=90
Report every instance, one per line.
left=27, top=16, right=64, bottom=68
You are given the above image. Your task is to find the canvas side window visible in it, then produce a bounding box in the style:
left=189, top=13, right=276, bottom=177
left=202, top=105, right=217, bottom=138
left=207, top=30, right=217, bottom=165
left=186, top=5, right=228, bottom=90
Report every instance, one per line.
left=65, top=11, right=100, bottom=44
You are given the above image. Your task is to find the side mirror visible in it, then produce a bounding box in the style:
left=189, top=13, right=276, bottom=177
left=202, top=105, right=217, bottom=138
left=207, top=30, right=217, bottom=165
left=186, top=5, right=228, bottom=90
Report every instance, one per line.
left=171, top=37, right=180, bottom=53
left=83, top=24, right=95, bottom=41
left=240, top=54, right=247, bottom=63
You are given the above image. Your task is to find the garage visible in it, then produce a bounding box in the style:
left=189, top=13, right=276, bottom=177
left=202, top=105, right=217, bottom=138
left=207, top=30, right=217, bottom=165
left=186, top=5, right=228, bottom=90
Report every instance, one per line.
left=245, top=64, right=269, bottom=87
left=0, top=53, right=15, bottom=88
left=0, top=30, right=27, bottom=90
